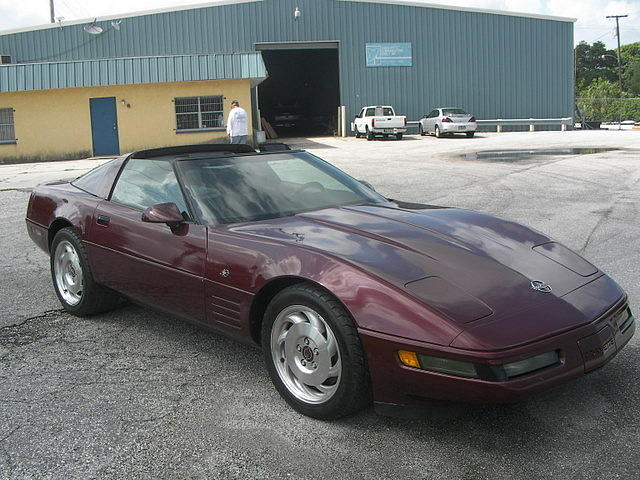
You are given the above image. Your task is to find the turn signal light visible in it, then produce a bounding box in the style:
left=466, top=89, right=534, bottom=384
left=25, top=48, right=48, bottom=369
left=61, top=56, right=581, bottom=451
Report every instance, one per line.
left=398, top=350, right=420, bottom=368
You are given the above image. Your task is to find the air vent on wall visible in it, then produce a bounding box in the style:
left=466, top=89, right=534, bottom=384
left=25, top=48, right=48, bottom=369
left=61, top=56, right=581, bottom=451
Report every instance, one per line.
left=0, top=55, right=12, bottom=65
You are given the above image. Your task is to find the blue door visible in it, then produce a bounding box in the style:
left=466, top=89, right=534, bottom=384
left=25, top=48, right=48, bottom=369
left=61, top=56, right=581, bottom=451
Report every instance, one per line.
left=89, top=97, right=120, bottom=156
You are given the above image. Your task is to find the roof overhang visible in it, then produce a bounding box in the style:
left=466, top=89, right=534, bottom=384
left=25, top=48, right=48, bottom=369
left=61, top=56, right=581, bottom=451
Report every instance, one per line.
left=0, top=0, right=575, bottom=37
left=0, top=52, right=268, bottom=93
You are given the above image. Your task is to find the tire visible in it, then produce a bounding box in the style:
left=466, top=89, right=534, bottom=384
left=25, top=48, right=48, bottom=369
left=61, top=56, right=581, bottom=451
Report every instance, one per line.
left=355, top=127, right=362, bottom=138
left=261, top=283, right=371, bottom=420
left=419, top=124, right=426, bottom=136
left=466, top=132, right=475, bottom=138
left=435, top=125, right=442, bottom=138
left=50, top=227, right=123, bottom=316
left=396, top=133, right=403, bottom=140
left=366, top=127, right=374, bottom=141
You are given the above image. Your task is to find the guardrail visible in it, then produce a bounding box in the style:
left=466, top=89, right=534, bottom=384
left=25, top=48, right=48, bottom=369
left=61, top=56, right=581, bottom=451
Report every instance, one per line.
left=407, top=118, right=573, bottom=133
left=476, top=117, right=573, bottom=132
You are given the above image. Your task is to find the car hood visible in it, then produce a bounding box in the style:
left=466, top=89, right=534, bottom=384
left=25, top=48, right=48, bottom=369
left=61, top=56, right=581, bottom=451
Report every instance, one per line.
left=227, top=203, right=622, bottom=349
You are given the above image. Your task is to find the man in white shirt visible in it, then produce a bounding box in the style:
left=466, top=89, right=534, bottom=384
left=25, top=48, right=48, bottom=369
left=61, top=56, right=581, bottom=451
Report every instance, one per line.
left=226, top=100, right=248, bottom=144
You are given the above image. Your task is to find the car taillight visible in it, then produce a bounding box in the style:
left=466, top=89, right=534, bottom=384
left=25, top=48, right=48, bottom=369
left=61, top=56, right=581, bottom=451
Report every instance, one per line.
left=404, top=117, right=407, bottom=126
left=372, top=118, right=376, bottom=127
left=442, top=117, right=452, bottom=123
left=469, top=116, right=476, bottom=122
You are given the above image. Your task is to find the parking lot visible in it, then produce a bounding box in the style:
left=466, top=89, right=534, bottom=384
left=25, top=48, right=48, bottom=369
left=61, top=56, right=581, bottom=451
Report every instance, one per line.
left=1, top=130, right=639, bottom=479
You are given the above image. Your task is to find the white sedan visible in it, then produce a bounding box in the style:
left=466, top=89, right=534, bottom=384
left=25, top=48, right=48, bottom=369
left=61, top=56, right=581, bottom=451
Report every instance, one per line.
left=419, top=107, right=477, bottom=138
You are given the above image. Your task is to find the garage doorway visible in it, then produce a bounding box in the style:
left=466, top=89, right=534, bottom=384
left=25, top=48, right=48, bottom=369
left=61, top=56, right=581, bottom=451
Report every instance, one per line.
left=256, top=42, right=340, bottom=137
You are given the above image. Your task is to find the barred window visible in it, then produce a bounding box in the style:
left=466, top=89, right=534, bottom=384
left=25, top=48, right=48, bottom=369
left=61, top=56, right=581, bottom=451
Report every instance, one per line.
left=175, top=96, right=224, bottom=130
left=0, top=108, right=15, bottom=142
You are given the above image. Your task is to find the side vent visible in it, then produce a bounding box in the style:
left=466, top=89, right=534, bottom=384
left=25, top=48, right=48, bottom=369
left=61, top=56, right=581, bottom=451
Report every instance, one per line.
left=0, top=55, right=12, bottom=65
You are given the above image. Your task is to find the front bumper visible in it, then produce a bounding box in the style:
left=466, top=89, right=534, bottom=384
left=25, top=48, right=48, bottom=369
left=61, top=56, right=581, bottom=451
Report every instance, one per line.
left=441, top=122, right=477, bottom=133
left=360, top=299, right=634, bottom=408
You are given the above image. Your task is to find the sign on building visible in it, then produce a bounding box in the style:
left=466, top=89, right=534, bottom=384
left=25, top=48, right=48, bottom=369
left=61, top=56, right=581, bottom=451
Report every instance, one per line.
left=365, top=43, right=412, bottom=67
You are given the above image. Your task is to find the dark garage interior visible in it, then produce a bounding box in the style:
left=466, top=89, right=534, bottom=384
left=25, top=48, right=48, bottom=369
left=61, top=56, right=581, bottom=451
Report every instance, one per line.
left=258, top=49, right=340, bottom=137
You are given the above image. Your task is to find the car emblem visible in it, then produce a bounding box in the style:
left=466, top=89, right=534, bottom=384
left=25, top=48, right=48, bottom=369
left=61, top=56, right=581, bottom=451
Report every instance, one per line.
left=220, top=269, right=230, bottom=278
left=530, top=280, right=552, bottom=293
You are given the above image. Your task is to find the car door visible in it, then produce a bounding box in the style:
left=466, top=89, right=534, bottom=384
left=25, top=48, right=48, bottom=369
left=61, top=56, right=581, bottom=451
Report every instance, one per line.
left=85, top=157, right=207, bottom=321
left=425, top=109, right=438, bottom=133
left=354, top=108, right=365, bottom=133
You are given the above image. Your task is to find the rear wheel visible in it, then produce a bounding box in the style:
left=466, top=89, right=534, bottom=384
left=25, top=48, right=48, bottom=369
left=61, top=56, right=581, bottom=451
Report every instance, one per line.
left=396, top=133, right=403, bottom=140
left=466, top=132, right=475, bottom=138
left=366, top=127, right=374, bottom=141
left=435, top=125, right=442, bottom=138
left=50, top=227, right=123, bottom=316
left=262, top=283, right=371, bottom=420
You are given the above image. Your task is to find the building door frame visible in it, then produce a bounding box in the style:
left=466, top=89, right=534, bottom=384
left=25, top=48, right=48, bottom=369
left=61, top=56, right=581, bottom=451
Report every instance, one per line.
left=89, top=97, right=120, bottom=156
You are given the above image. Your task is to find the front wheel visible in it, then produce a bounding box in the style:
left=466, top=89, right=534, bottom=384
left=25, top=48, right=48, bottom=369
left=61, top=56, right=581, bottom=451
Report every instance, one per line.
left=51, top=227, right=123, bottom=316
left=435, top=125, right=442, bottom=138
left=419, top=124, right=426, bottom=136
left=261, top=283, right=371, bottom=419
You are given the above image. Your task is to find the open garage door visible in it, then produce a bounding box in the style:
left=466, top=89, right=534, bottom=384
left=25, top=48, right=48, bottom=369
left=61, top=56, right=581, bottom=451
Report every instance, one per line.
left=256, top=43, right=340, bottom=137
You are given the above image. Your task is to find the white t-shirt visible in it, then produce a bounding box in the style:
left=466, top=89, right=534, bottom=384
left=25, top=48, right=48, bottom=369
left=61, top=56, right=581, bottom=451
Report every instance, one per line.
left=226, top=107, right=248, bottom=136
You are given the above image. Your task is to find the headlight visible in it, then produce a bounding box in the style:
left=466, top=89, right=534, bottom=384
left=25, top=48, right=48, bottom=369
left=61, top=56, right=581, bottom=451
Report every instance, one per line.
left=397, top=350, right=559, bottom=381
left=398, top=350, right=477, bottom=378
left=501, top=351, right=559, bottom=379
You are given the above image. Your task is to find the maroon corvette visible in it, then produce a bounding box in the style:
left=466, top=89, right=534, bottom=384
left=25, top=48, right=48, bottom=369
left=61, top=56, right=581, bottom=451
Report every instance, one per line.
left=26, top=144, right=634, bottom=419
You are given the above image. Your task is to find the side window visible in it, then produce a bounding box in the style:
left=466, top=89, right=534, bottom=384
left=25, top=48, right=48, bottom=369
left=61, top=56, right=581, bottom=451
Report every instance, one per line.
left=111, top=159, right=190, bottom=216
left=0, top=107, right=16, bottom=143
left=429, top=110, right=438, bottom=118
left=357, top=109, right=365, bottom=118
left=175, top=95, right=223, bottom=131
left=365, top=107, right=376, bottom=116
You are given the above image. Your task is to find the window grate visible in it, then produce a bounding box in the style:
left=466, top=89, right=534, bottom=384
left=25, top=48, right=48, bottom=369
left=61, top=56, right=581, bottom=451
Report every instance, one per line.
left=175, top=96, right=223, bottom=130
left=0, top=108, right=15, bottom=141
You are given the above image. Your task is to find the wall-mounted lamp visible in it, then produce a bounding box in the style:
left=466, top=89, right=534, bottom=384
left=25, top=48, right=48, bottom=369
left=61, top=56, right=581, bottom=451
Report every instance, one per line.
left=294, top=7, right=301, bottom=20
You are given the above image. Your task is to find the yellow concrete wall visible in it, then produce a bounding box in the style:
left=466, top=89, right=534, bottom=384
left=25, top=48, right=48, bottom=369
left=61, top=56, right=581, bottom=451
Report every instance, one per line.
left=0, top=79, right=253, bottom=161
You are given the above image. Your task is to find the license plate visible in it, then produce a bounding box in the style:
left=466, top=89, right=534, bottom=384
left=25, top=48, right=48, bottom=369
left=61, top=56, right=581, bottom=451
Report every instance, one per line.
left=384, top=129, right=393, bottom=133
left=459, top=126, right=466, bottom=130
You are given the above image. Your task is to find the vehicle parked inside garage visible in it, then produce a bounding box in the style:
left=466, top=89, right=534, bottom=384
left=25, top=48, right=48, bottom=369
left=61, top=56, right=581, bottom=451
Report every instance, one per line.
left=352, top=105, right=407, bottom=140
left=25, top=143, right=635, bottom=420
left=420, top=107, right=477, bottom=137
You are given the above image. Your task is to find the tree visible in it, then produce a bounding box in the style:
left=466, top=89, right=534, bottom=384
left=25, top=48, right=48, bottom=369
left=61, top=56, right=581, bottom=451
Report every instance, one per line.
left=577, top=78, right=640, bottom=122
left=620, top=42, right=640, bottom=95
left=575, top=41, right=618, bottom=89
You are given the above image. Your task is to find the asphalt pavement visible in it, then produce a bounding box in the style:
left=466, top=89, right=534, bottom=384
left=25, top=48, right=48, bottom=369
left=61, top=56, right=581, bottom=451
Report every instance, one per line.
left=1, top=130, right=639, bottom=479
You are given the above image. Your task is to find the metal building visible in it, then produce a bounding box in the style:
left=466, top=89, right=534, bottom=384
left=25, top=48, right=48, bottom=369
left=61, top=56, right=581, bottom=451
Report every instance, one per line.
left=0, top=0, right=575, bottom=155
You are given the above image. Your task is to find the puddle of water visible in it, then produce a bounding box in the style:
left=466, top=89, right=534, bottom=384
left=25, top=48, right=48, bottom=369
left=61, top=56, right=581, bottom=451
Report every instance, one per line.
left=456, top=148, right=620, bottom=162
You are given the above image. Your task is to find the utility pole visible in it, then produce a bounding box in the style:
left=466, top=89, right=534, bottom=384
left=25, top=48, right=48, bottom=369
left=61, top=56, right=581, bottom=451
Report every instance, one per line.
left=606, top=14, right=628, bottom=94
left=49, top=0, right=55, bottom=23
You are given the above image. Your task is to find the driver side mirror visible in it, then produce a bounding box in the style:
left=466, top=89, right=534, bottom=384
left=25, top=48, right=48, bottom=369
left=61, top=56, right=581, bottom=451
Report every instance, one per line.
left=142, top=202, right=185, bottom=232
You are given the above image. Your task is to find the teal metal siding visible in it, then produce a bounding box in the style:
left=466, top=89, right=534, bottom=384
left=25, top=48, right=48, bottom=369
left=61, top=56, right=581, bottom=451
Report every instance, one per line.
left=0, top=0, right=574, bottom=121
left=0, top=52, right=267, bottom=93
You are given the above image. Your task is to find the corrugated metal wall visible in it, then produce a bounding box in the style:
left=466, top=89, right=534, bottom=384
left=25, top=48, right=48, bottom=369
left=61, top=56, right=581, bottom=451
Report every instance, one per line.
left=0, top=0, right=574, bottom=123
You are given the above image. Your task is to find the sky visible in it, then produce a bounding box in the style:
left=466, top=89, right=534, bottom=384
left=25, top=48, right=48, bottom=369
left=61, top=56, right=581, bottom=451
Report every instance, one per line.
left=0, top=0, right=637, bottom=49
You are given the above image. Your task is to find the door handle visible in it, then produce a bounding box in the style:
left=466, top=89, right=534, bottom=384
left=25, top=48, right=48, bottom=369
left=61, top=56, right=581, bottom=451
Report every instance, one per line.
left=96, top=214, right=110, bottom=226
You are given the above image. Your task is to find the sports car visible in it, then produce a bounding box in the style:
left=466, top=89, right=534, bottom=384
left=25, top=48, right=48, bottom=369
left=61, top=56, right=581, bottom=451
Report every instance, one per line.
left=25, top=144, right=635, bottom=419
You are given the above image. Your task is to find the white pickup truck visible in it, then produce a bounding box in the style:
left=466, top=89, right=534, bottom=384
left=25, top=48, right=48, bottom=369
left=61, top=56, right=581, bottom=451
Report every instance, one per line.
left=352, top=105, right=407, bottom=140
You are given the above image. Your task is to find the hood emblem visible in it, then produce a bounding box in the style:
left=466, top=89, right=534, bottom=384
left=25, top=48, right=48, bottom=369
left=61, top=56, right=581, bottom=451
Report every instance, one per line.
left=531, top=280, right=552, bottom=293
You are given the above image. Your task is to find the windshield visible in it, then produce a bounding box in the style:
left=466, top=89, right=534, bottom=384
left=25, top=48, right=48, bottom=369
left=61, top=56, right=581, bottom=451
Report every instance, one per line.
left=176, top=151, right=386, bottom=224
left=375, top=107, right=394, bottom=116
left=442, top=108, right=468, bottom=115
